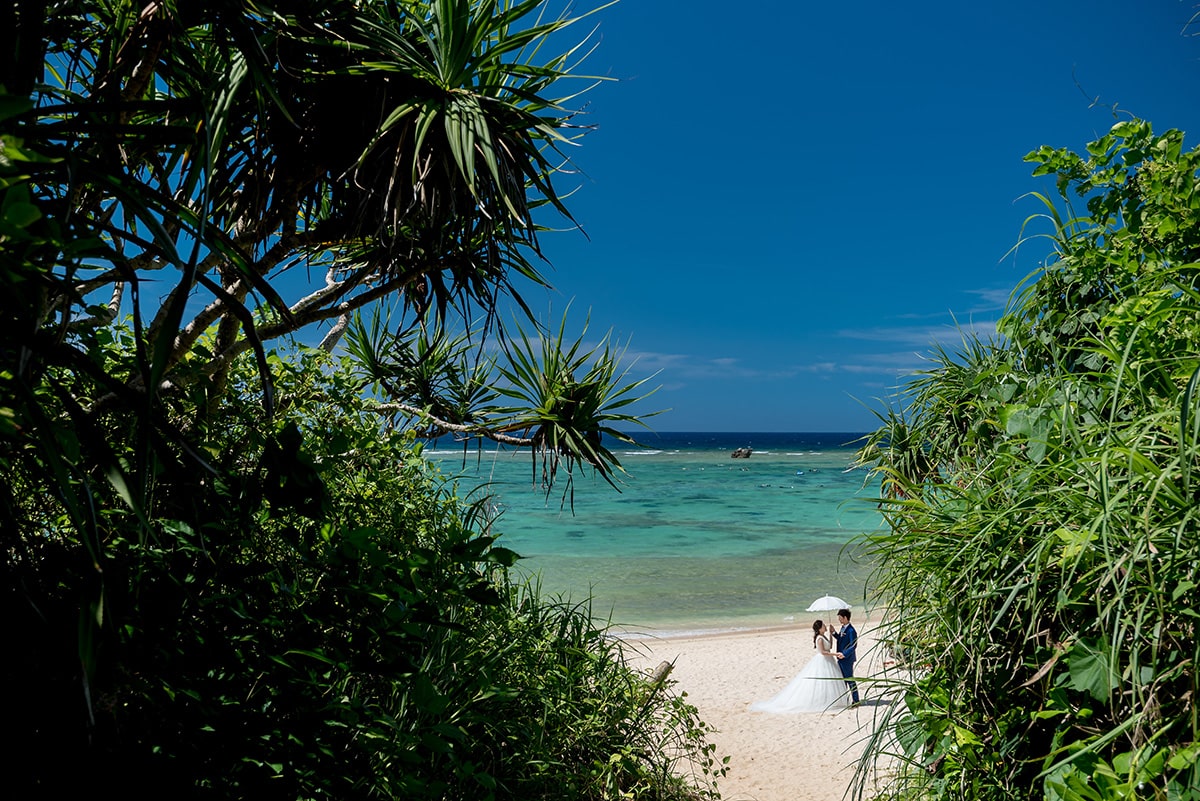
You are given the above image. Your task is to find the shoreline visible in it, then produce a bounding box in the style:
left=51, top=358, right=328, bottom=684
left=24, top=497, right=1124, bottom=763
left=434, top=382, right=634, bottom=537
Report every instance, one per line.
left=622, top=614, right=897, bottom=801
left=615, top=620, right=833, bottom=642
left=611, top=604, right=889, bottom=642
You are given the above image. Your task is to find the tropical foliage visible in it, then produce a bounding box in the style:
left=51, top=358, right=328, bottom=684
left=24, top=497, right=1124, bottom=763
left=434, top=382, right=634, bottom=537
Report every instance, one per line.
left=856, top=119, right=1200, bottom=800
left=1, top=1, right=719, bottom=797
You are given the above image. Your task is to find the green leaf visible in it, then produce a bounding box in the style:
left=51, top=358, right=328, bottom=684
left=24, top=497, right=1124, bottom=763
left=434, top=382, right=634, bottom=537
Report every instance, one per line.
left=1054, top=526, right=1098, bottom=563
left=1168, top=744, right=1200, bottom=770
left=1002, top=404, right=1031, bottom=436
left=1065, top=640, right=1118, bottom=702
left=2, top=200, right=41, bottom=228
left=485, top=546, right=521, bottom=567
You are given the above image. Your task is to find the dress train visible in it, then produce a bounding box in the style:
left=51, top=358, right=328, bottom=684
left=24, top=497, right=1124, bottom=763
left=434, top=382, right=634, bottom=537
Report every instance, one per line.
left=749, top=633, right=850, bottom=714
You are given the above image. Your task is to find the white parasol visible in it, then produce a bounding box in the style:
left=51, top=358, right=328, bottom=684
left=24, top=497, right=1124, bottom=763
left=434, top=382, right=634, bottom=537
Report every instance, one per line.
left=805, top=595, right=851, bottom=627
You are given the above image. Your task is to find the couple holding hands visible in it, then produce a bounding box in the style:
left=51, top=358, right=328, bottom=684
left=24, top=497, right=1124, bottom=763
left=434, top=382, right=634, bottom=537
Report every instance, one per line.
left=750, top=608, right=859, bottom=714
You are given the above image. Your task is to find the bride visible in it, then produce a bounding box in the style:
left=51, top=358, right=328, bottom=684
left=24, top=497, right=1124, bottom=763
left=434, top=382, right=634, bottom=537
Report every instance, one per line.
left=750, top=620, right=851, bottom=714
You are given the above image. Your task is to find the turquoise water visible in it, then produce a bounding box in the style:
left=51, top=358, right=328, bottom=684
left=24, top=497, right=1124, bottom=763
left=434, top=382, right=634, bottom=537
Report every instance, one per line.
left=428, top=432, right=883, bottom=635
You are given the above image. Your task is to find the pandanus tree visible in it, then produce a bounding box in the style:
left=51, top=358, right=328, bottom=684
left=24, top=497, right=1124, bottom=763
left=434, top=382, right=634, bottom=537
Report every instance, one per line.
left=0, top=2, right=708, bottom=798
left=856, top=121, right=1200, bottom=800
left=4, top=0, right=640, bottom=459
left=3, top=0, right=646, bottom=605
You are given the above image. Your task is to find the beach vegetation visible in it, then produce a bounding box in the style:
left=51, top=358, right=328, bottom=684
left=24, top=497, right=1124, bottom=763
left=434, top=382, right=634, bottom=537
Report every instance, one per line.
left=1, top=1, right=721, bottom=797
left=856, top=119, right=1200, bottom=800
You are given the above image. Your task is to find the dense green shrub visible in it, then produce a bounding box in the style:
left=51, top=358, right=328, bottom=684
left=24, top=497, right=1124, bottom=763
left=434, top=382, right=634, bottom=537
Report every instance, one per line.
left=2, top=3, right=717, bottom=797
left=858, top=121, right=1200, bottom=800
left=4, top=343, right=722, bottom=799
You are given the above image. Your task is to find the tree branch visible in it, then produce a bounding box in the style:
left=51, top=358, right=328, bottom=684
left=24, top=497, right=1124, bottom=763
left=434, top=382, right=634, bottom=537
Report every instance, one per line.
left=200, top=271, right=416, bottom=377
left=318, top=312, right=350, bottom=352
left=367, top=401, right=534, bottom=447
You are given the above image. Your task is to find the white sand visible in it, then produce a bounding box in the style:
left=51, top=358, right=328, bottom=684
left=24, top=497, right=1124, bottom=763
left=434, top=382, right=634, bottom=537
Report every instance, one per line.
left=623, top=616, right=897, bottom=801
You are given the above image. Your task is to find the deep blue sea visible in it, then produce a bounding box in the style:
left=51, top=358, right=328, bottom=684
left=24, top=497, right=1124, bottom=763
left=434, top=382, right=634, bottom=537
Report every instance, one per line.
left=426, top=432, right=883, bottom=635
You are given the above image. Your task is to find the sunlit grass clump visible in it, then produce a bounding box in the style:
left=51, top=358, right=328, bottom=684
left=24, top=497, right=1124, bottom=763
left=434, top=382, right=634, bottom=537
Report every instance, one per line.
left=857, top=120, right=1200, bottom=800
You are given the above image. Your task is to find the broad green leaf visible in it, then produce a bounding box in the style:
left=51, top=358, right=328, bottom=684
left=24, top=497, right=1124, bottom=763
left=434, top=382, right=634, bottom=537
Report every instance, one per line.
left=2, top=200, right=40, bottom=228
left=1065, top=641, right=1118, bottom=702
left=1055, top=526, right=1097, bottom=563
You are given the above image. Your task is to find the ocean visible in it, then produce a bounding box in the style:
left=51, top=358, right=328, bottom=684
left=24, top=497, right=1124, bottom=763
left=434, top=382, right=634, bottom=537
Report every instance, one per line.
left=426, top=432, right=883, bottom=636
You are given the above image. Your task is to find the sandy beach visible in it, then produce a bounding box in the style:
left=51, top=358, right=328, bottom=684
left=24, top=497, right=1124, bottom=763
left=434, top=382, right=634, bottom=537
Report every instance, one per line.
left=623, top=615, right=896, bottom=801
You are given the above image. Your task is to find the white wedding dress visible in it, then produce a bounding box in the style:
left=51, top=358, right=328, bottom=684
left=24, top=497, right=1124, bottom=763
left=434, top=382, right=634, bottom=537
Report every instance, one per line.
left=750, top=633, right=850, bottom=714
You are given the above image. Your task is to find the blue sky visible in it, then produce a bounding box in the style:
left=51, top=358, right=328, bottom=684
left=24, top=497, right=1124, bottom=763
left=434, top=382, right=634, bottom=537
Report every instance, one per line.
left=515, top=0, right=1200, bottom=432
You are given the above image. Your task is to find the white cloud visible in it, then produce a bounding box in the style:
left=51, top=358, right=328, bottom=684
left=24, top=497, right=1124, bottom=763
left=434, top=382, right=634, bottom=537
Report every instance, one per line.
left=836, top=320, right=998, bottom=348
left=964, top=286, right=1015, bottom=311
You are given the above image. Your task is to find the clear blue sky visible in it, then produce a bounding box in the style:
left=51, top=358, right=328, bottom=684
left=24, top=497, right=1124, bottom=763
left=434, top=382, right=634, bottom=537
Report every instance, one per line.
left=517, top=0, right=1200, bottom=433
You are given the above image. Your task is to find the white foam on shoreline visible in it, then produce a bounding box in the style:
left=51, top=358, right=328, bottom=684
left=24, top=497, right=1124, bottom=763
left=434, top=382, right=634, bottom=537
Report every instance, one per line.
left=611, top=609, right=886, bottom=643
left=612, top=622, right=803, bottom=642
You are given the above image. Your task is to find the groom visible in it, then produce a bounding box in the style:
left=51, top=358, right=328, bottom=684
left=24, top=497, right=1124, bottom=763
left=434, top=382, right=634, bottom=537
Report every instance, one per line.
left=834, top=609, right=860, bottom=705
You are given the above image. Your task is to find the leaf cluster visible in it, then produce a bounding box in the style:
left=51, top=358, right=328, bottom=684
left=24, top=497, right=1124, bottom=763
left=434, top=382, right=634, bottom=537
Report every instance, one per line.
left=344, top=303, right=661, bottom=508
left=856, top=120, right=1200, bottom=801
left=3, top=341, right=717, bottom=799
left=1, top=2, right=707, bottom=797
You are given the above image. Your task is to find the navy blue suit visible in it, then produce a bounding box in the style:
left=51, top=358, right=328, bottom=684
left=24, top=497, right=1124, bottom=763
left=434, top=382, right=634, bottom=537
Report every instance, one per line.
left=835, top=623, right=860, bottom=703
